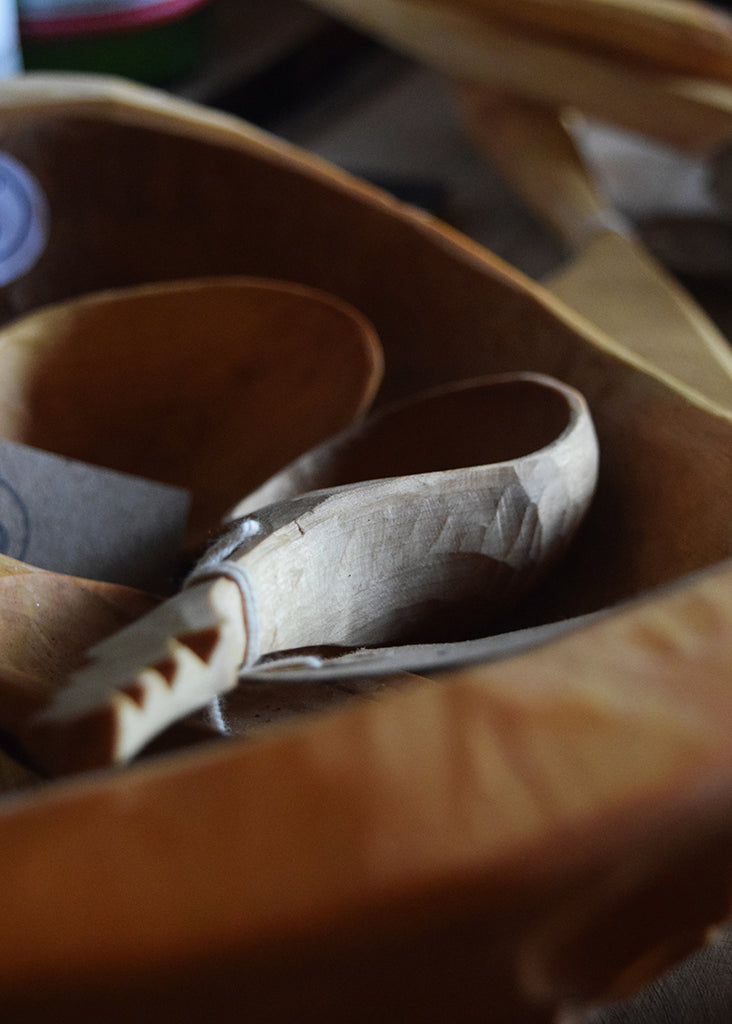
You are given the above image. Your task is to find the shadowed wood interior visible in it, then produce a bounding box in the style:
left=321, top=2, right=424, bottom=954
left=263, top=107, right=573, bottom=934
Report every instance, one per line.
left=0, top=278, right=382, bottom=544
left=255, top=376, right=573, bottom=490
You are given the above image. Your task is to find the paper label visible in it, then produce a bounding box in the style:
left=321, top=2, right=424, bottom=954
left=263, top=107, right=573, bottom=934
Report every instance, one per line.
left=0, top=153, right=48, bottom=287
left=0, top=439, right=190, bottom=594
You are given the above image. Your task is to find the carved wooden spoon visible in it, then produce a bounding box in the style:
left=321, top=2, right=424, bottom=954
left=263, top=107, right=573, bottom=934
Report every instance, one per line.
left=24, top=372, right=599, bottom=775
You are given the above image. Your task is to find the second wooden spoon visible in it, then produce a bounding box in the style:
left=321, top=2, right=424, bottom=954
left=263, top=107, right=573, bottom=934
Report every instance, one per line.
left=0, top=276, right=384, bottom=545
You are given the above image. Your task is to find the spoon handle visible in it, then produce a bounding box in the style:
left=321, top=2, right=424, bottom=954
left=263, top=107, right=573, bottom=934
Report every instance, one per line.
left=26, top=576, right=247, bottom=775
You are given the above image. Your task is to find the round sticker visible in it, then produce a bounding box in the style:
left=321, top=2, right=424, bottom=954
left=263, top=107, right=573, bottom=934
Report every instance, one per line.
left=0, top=151, right=49, bottom=286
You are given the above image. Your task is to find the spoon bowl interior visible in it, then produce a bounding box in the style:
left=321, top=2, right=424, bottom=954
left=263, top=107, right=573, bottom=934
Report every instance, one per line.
left=233, top=373, right=579, bottom=514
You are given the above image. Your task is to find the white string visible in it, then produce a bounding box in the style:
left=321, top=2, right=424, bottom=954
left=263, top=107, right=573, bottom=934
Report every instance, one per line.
left=185, top=548, right=261, bottom=670
left=193, top=517, right=262, bottom=572
left=207, top=696, right=231, bottom=736
left=184, top=558, right=261, bottom=736
left=182, top=519, right=264, bottom=732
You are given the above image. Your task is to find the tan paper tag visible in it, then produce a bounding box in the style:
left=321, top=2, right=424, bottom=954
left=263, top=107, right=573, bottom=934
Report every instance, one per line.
left=0, top=439, right=190, bottom=594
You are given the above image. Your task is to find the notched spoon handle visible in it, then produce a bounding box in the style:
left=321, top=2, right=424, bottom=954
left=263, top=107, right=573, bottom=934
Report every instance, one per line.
left=25, top=576, right=247, bottom=775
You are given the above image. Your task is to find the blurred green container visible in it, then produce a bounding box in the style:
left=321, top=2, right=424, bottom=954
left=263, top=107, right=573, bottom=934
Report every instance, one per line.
left=18, top=1, right=213, bottom=85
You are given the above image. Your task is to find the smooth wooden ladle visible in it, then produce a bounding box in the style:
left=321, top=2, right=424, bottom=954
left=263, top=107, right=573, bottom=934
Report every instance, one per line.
left=24, top=372, right=599, bottom=775
left=0, top=277, right=383, bottom=546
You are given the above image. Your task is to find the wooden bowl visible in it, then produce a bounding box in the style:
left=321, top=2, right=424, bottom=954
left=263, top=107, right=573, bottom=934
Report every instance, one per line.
left=0, top=74, right=730, bottom=1021
left=0, top=73, right=728, bottom=616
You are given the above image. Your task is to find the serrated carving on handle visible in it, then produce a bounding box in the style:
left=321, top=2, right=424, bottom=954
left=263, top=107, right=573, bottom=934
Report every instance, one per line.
left=25, top=577, right=247, bottom=775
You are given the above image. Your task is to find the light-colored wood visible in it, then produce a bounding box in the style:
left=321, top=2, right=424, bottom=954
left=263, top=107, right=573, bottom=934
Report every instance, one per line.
left=0, top=277, right=383, bottom=545
left=548, top=233, right=732, bottom=409
left=305, top=0, right=732, bottom=151
left=409, top=0, right=732, bottom=84
left=0, top=555, right=158, bottom=728
left=231, top=370, right=594, bottom=516
left=458, top=91, right=612, bottom=251
left=28, top=576, right=247, bottom=774
left=0, top=555, right=158, bottom=793
left=27, top=373, right=598, bottom=773
left=458, top=90, right=732, bottom=411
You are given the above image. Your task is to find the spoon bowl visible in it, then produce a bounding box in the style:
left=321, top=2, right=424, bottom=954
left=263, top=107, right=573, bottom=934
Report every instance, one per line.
left=226, top=372, right=598, bottom=651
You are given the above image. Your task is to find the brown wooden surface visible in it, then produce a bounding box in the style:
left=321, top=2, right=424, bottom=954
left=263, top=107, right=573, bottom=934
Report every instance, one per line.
left=0, top=559, right=730, bottom=1021
left=0, top=277, right=382, bottom=544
